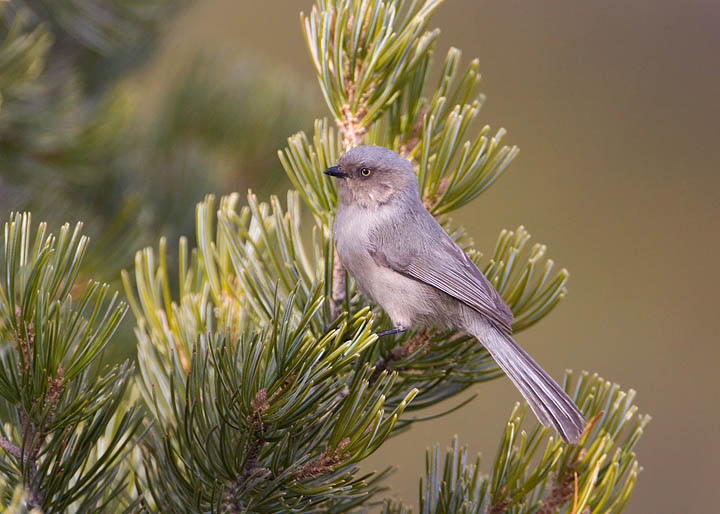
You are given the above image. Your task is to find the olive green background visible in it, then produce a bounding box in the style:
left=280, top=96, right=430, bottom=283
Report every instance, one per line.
left=139, top=1, right=719, bottom=511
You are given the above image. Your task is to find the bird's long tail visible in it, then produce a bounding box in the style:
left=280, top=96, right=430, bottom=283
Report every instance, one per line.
left=468, top=317, right=587, bottom=443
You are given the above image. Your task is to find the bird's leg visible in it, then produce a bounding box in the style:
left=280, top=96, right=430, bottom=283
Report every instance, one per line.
left=376, top=326, right=407, bottom=338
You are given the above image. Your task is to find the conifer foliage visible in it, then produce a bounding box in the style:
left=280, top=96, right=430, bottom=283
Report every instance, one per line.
left=0, top=215, right=143, bottom=512
left=0, top=0, right=649, bottom=512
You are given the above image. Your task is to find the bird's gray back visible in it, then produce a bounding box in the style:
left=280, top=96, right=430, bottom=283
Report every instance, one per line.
left=367, top=200, right=514, bottom=331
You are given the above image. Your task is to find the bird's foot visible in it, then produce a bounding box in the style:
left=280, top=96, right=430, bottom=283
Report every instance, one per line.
left=376, top=326, right=407, bottom=338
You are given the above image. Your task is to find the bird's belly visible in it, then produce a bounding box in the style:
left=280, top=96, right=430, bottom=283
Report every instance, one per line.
left=365, top=266, right=437, bottom=327
left=336, top=241, right=440, bottom=327
left=334, top=205, right=455, bottom=327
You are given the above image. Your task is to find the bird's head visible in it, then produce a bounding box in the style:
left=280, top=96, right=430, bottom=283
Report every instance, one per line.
left=324, top=145, right=420, bottom=209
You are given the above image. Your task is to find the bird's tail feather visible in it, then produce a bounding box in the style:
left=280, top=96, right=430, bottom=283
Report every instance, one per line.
left=469, top=318, right=587, bottom=443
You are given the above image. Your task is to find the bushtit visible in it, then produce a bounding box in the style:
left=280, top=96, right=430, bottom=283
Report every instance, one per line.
left=324, top=145, right=586, bottom=443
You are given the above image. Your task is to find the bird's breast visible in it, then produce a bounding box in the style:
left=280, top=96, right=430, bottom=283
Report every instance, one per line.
left=333, top=206, right=376, bottom=295
left=333, top=204, right=445, bottom=327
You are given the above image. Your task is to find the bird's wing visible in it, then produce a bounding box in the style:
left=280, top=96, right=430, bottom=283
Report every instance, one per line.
left=369, top=217, right=514, bottom=332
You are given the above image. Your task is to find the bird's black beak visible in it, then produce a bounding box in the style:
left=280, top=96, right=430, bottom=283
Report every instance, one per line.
left=323, top=166, right=347, bottom=178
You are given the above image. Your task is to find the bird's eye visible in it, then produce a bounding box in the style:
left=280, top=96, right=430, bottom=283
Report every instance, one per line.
left=360, top=167, right=371, bottom=177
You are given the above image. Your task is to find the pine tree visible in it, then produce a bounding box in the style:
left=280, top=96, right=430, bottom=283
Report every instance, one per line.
left=0, top=0, right=650, bottom=512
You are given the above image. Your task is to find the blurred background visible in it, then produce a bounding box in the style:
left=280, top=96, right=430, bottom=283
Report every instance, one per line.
left=1, top=0, right=718, bottom=511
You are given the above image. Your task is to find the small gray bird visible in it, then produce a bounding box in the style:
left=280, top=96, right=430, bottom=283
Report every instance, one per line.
left=324, top=145, right=586, bottom=443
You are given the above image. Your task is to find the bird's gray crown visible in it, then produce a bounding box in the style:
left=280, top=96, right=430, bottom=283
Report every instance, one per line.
left=338, top=145, right=415, bottom=179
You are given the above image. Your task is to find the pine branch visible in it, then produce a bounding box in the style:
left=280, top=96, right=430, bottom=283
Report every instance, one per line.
left=381, top=373, right=649, bottom=514
left=0, top=214, right=144, bottom=512
left=130, top=284, right=416, bottom=510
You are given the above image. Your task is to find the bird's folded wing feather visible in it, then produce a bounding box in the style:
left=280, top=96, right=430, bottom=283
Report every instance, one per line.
left=370, top=234, right=514, bottom=332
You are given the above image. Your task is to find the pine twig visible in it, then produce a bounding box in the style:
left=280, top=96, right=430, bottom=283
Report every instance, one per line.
left=369, top=329, right=433, bottom=384
left=422, top=177, right=450, bottom=210
left=244, top=389, right=270, bottom=479
left=538, top=465, right=577, bottom=514
left=296, top=438, right=351, bottom=479
left=223, top=389, right=272, bottom=512
left=486, top=494, right=510, bottom=514
left=330, top=250, right=346, bottom=319
left=399, top=105, right=429, bottom=158
left=13, top=307, right=53, bottom=510
left=0, top=436, right=21, bottom=459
